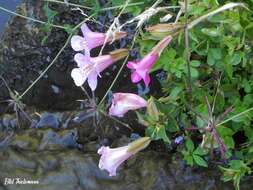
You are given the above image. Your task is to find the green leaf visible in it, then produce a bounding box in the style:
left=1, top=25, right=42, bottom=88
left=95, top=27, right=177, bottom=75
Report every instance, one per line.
left=230, top=53, right=242, bottom=66
left=190, top=67, right=199, bottom=78
left=201, top=28, right=222, bottom=37
left=207, top=48, right=222, bottom=66
left=185, top=155, right=194, bottom=166
left=169, top=86, right=184, bottom=100
left=193, top=146, right=207, bottom=156
left=157, top=125, right=170, bottom=143
left=193, top=154, right=208, bottom=167
left=186, top=139, right=194, bottom=152
left=43, top=3, right=58, bottom=22
left=191, top=60, right=201, bottom=67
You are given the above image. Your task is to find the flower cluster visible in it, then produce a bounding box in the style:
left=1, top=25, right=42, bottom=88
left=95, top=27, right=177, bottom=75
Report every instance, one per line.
left=71, top=23, right=127, bottom=90
left=70, top=23, right=172, bottom=177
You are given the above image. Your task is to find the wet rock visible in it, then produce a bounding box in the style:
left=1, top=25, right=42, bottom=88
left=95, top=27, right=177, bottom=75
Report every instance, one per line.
left=9, top=128, right=81, bottom=151
left=1, top=145, right=252, bottom=190
left=36, top=113, right=60, bottom=129
left=38, top=129, right=81, bottom=150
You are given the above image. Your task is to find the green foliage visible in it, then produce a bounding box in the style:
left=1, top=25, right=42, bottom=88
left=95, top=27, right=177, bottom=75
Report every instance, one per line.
left=220, top=160, right=251, bottom=190
left=135, top=1, right=253, bottom=189
left=41, top=2, right=58, bottom=44
left=182, top=139, right=208, bottom=167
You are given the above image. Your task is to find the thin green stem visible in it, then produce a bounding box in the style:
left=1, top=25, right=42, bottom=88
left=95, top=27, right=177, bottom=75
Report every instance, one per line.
left=98, top=30, right=139, bottom=107
left=98, top=109, right=132, bottom=131
left=184, top=0, right=192, bottom=102
left=98, top=0, right=130, bottom=56
left=44, top=0, right=144, bottom=12
left=44, top=0, right=92, bottom=10
left=0, top=6, right=66, bottom=30
left=101, top=2, right=144, bottom=11
left=216, top=107, right=253, bottom=127
left=188, top=3, right=247, bottom=29
left=18, top=35, right=72, bottom=100
left=18, top=14, right=95, bottom=100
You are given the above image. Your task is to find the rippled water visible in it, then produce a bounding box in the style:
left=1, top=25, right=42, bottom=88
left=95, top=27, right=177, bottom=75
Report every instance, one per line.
left=0, top=0, right=22, bottom=34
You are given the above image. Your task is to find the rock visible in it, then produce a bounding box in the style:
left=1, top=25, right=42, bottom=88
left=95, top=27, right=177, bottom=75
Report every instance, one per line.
left=36, top=113, right=60, bottom=129
left=1, top=146, right=252, bottom=190
left=0, top=0, right=137, bottom=112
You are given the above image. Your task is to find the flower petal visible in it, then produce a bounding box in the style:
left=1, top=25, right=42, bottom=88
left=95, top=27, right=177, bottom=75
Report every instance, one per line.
left=131, top=72, right=142, bottom=83
left=143, top=73, right=151, bottom=86
left=81, top=23, right=106, bottom=49
left=87, top=71, right=98, bottom=91
left=127, top=61, right=138, bottom=69
left=97, top=145, right=132, bottom=176
left=71, top=35, right=86, bottom=51
left=74, top=53, right=91, bottom=68
left=71, top=68, right=87, bottom=86
left=109, top=93, right=147, bottom=117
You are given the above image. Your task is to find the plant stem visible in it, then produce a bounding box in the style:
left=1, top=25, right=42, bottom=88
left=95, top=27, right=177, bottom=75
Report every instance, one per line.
left=97, top=30, right=139, bottom=107
left=98, top=109, right=132, bottom=131
left=18, top=34, right=72, bottom=100
left=44, top=0, right=92, bottom=9
left=0, top=6, right=66, bottom=30
left=216, top=107, right=253, bottom=127
left=18, top=14, right=95, bottom=100
left=44, top=0, right=145, bottom=11
left=188, top=3, right=247, bottom=29
left=184, top=0, right=192, bottom=102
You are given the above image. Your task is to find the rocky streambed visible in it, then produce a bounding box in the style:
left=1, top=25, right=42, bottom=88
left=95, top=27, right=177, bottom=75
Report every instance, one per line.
left=0, top=1, right=253, bottom=190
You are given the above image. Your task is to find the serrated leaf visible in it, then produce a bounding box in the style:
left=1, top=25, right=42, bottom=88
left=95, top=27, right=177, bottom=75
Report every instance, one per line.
left=193, top=154, right=208, bottom=167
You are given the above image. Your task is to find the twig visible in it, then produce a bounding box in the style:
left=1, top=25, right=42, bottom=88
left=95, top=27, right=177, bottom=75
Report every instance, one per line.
left=98, top=30, right=139, bottom=107
left=212, top=73, right=222, bottom=113
left=216, top=106, right=253, bottom=127
left=188, top=3, right=247, bottom=29
left=44, top=0, right=145, bottom=11
left=98, top=0, right=130, bottom=56
left=0, top=6, right=66, bottom=30
left=18, top=14, right=96, bottom=100
left=98, top=109, right=132, bottom=131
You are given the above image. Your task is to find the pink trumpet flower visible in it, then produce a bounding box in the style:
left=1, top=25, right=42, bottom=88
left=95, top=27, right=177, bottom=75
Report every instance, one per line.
left=71, top=23, right=127, bottom=52
left=109, top=93, right=147, bottom=117
left=127, top=35, right=172, bottom=86
left=71, top=49, right=128, bottom=91
left=98, top=137, right=151, bottom=176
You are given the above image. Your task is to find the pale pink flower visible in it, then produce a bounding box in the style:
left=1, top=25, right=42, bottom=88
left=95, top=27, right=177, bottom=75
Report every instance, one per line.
left=71, top=49, right=128, bottom=91
left=71, top=23, right=127, bottom=52
left=98, top=145, right=132, bottom=176
left=127, top=36, right=172, bottom=86
left=109, top=93, right=147, bottom=117
left=98, top=137, right=151, bottom=176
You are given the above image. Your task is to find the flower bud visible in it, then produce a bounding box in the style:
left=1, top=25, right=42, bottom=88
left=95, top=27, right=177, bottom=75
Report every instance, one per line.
left=146, top=23, right=184, bottom=38
left=127, top=137, right=151, bottom=154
